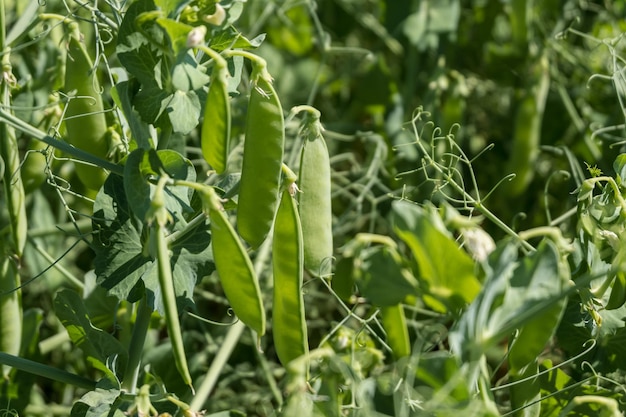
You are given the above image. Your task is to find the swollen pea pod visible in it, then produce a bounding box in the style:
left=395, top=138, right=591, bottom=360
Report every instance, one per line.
left=200, top=47, right=230, bottom=174
left=148, top=176, right=194, bottom=392
left=63, top=20, right=110, bottom=191
left=203, top=186, right=266, bottom=336
left=272, top=185, right=308, bottom=366
left=0, top=49, right=26, bottom=257
left=0, top=49, right=24, bottom=376
left=237, top=61, right=285, bottom=249
left=296, top=109, right=333, bottom=276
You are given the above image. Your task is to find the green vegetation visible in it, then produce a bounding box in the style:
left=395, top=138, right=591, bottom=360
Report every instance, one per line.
left=1, top=1, right=626, bottom=416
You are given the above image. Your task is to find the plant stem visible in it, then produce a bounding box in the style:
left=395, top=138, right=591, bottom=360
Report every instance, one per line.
left=0, top=108, right=124, bottom=176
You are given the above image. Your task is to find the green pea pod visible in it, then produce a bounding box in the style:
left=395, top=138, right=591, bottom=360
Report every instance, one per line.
left=237, top=66, right=285, bottom=249
left=0, top=49, right=24, bottom=377
left=208, top=189, right=266, bottom=336
left=201, top=63, right=231, bottom=174
left=0, top=243, right=21, bottom=378
left=298, top=123, right=333, bottom=276
left=0, top=52, right=26, bottom=257
left=63, top=21, right=109, bottom=191
left=150, top=179, right=194, bottom=391
left=273, top=188, right=308, bottom=366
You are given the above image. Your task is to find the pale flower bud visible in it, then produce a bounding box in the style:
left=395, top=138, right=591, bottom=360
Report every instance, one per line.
left=462, top=227, right=495, bottom=262
left=203, top=3, right=226, bottom=26
left=186, top=25, right=207, bottom=48
left=599, top=229, right=620, bottom=252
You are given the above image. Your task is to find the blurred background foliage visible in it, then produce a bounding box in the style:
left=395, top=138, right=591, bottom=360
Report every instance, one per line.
left=240, top=0, right=626, bottom=240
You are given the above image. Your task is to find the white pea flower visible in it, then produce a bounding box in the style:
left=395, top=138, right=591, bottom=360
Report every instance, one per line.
left=462, top=227, right=495, bottom=262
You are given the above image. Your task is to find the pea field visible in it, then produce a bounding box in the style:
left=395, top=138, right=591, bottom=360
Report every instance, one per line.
left=2, top=1, right=626, bottom=416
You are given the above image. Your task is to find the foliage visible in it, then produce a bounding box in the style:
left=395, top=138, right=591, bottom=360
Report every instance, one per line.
left=1, top=0, right=626, bottom=417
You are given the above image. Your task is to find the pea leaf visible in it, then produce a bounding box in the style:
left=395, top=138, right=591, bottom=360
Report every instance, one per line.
left=70, top=383, right=124, bottom=417
left=449, top=240, right=568, bottom=371
left=93, top=151, right=215, bottom=314
left=160, top=90, right=202, bottom=135
left=54, top=289, right=127, bottom=385
left=210, top=27, right=266, bottom=51
left=110, top=81, right=153, bottom=149
left=117, top=0, right=206, bottom=134
left=356, top=245, right=419, bottom=306
left=391, top=200, right=480, bottom=313
left=117, top=0, right=167, bottom=85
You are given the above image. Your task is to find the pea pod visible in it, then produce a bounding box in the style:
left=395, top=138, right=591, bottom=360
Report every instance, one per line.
left=297, top=115, right=333, bottom=276
left=149, top=176, right=193, bottom=391
left=272, top=187, right=308, bottom=366
left=0, top=242, right=21, bottom=378
left=0, top=49, right=26, bottom=257
left=0, top=50, right=24, bottom=376
left=237, top=64, right=285, bottom=249
left=63, top=21, right=109, bottom=191
left=201, top=59, right=231, bottom=174
left=206, top=187, right=266, bottom=336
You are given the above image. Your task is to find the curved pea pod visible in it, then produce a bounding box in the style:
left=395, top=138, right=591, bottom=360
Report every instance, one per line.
left=63, top=21, right=109, bottom=191
left=201, top=63, right=231, bottom=174
left=273, top=187, right=308, bottom=366
left=237, top=69, right=285, bottom=249
left=298, top=127, right=333, bottom=276
left=208, top=189, right=266, bottom=336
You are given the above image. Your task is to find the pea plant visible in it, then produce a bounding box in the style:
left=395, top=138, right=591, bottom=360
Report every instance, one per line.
left=0, top=0, right=329, bottom=415
left=2, top=0, right=626, bottom=416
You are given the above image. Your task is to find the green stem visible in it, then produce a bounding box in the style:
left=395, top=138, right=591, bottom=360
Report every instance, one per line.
left=0, top=108, right=124, bottom=176
left=121, top=297, right=152, bottom=393
left=29, top=238, right=84, bottom=291
left=0, top=351, right=97, bottom=390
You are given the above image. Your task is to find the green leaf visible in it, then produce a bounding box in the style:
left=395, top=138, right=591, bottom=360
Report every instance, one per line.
left=613, top=153, right=626, bottom=186
left=450, top=240, right=568, bottom=371
left=135, top=83, right=170, bottom=125
left=93, top=152, right=215, bottom=314
left=156, top=17, right=194, bottom=57
left=117, top=0, right=168, bottom=85
left=70, top=381, right=124, bottom=417
left=505, top=241, right=569, bottom=372
left=161, top=89, right=202, bottom=135
left=154, top=0, right=186, bottom=16
left=54, top=290, right=127, bottom=384
left=356, top=245, right=418, bottom=306
left=391, top=200, right=480, bottom=312
left=110, top=81, right=153, bottom=149
left=209, top=27, right=266, bottom=51
left=171, top=52, right=211, bottom=92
